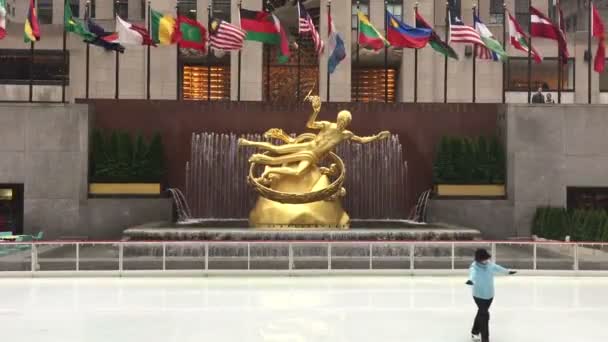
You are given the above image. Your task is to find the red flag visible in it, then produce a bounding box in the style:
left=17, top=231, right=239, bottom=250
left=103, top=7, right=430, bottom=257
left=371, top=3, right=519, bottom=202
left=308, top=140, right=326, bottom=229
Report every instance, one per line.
left=592, top=3, right=605, bottom=73
left=530, top=6, right=569, bottom=59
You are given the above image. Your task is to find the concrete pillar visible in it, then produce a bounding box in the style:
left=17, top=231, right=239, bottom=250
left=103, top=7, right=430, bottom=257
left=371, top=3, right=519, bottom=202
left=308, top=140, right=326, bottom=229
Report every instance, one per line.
left=369, top=0, right=384, bottom=29
left=198, top=0, right=210, bottom=25
left=129, top=0, right=144, bottom=21
left=319, top=0, right=351, bottom=102
left=230, top=0, right=263, bottom=101
left=96, top=0, right=115, bottom=19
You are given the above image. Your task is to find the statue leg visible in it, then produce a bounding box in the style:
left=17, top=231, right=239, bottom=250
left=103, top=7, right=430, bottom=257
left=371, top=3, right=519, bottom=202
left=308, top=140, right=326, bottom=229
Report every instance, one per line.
left=250, top=150, right=316, bottom=166
left=240, top=139, right=309, bottom=155
left=262, top=160, right=311, bottom=178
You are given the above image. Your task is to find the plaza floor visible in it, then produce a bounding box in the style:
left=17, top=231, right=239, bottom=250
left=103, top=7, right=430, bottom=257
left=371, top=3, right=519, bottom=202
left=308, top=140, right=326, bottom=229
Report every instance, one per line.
left=1, top=276, right=607, bottom=342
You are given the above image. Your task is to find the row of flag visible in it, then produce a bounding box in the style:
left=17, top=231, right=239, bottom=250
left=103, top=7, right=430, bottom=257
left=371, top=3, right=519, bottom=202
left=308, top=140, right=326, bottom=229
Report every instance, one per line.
left=1, top=1, right=605, bottom=74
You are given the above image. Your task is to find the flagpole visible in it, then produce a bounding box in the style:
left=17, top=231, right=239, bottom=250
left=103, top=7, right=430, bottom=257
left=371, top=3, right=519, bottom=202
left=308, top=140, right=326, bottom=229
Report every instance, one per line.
left=384, top=1, right=388, bottom=103
left=502, top=3, right=506, bottom=104
left=146, top=1, right=151, bottom=100
left=29, top=40, right=34, bottom=103
left=296, top=2, right=301, bottom=104
left=527, top=0, right=532, bottom=103
left=85, top=0, right=90, bottom=99
left=472, top=3, right=476, bottom=103
left=207, top=4, right=212, bottom=102
left=588, top=0, right=592, bottom=104
left=114, top=0, right=120, bottom=100
left=414, top=2, right=418, bottom=103
left=265, top=0, right=271, bottom=102
left=62, top=0, right=67, bottom=103
left=557, top=1, right=562, bottom=104
left=356, top=1, right=360, bottom=102
left=237, top=0, right=242, bottom=101
left=326, top=0, right=331, bottom=102
left=444, top=2, right=448, bottom=103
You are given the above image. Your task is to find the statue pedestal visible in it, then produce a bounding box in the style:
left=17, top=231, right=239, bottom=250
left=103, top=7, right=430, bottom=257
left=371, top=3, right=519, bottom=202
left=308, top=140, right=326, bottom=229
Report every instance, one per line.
left=249, top=166, right=350, bottom=228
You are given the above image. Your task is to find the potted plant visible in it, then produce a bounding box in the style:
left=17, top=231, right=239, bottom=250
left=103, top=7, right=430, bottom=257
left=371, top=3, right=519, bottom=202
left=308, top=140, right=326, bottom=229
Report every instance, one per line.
left=88, top=130, right=166, bottom=196
left=433, top=136, right=506, bottom=197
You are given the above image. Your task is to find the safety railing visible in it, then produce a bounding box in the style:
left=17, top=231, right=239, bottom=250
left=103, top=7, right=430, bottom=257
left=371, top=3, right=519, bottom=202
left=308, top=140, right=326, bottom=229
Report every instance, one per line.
left=1, top=240, right=608, bottom=275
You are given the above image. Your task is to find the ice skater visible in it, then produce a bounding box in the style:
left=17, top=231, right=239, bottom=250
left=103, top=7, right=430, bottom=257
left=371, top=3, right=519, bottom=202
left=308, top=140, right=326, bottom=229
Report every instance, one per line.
left=466, top=248, right=516, bottom=342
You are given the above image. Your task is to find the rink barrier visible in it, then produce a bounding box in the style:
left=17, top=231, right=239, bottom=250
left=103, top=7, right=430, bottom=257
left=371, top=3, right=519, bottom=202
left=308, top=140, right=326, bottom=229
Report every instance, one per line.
left=0, top=240, right=607, bottom=277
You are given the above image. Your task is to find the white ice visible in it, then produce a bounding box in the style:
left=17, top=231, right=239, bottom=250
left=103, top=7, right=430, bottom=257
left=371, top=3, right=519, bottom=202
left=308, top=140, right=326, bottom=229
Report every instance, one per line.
left=1, top=276, right=607, bottom=342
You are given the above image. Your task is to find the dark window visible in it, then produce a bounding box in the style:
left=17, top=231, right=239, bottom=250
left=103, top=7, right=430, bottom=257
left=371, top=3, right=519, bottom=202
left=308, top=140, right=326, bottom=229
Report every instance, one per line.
left=0, top=184, right=24, bottom=236
left=568, top=187, right=608, bottom=210
left=116, top=0, right=128, bottom=19
left=38, top=0, right=53, bottom=24
left=506, top=57, right=575, bottom=91
left=449, top=0, right=461, bottom=20
left=178, top=0, right=197, bottom=20
left=90, top=0, right=96, bottom=18
left=0, top=49, right=69, bottom=85
left=489, top=0, right=504, bottom=24
left=70, top=0, right=80, bottom=18
left=352, top=0, right=370, bottom=30
left=386, top=0, right=402, bottom=22
left=515, top=0, right=529, bottom=31
left=212, top=0, right=231, bottom=22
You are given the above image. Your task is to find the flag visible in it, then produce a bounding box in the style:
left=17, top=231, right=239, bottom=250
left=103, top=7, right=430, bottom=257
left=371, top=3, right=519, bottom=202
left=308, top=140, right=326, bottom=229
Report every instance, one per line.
left=116, top=15, right=155, bottom=46
left=474, top=15, right=506, bottom=61
left=449, top=15, right=484, bottom=46
left=151, top=9, right=178, bottom=45
left=0, top=0, right=6, bottom=40
left=327, top=12, right=346, bottom=74
left=24, top=0, right=41, bottom=43
left=415, top=12, right=458, bottom=59
left=556, top=4, right=570, bottom=61
left=507, top=11, right=541, bottom=63
left=85, top=7, right=125, bottom=53
left=298, top=1, right=324, bottom=54
left=530, top=6, right=569, bottom=58
left=64, top=1, right=96, bottom=40
left=176, top=15, right=207, bottom=51
left=386, top=10, right=431, bottom=49
left=209, top=18, right=245, bottom=51
left=592, top=3, right=605, bottom=73
left=240, top=8, right=289, bottom=63
left=357, top=11, right=387, bottom=50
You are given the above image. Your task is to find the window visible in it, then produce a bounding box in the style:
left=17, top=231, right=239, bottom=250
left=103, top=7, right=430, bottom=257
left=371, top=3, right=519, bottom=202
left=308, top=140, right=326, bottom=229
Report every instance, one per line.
left=212, top=0, right=231, bottom=22
left=598, top=61, right=608, bottom=91
left=38, top=0, right=53, bottom=24
left=178, top=0, right=197, bottom=20
left=489, top=0, right=504, bottom=24
left=116, top=0, right=128, bottom=19
left=0, top=184, right=24, bottom=235
left=182, top=65, right=231, bottom=101
left=568, top=187, right=608, bottom=210
left=352, top=68, right=397, bottom=103
left=506, top=57, right=575, bottom=91
left=0, top=49, right=68, bottom=85
left=449, top=0, right=461, bottom=20
left=90, top=0, right=96, bottom=18
left=352, top=0, right=369, bottom=30
left=386, top=0, right=402, bottom=22
left=70, top=0, right=80, bottom=18
left=515, top=0, right=529, bottom=31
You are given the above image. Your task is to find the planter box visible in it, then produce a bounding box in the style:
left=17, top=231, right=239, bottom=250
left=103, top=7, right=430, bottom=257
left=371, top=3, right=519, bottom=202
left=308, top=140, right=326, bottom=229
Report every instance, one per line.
left=435, top=184, right=505, bottom=197
left=89, top=183, right=162, bottom=196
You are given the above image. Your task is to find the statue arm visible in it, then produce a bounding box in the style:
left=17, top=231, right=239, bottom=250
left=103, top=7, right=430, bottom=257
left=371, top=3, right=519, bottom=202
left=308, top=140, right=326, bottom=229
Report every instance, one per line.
left=349, top=131, right=391, bottom=144
left=305, top=96, right=330, bottom=130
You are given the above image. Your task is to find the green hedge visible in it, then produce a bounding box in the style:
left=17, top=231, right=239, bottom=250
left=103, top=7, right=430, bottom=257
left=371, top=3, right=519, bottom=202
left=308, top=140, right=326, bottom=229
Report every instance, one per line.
left=90, top=130, right=166, bottom=183
left=532, top=207, right=608, bottom=242
left=433, top=136, right=505, bottom=184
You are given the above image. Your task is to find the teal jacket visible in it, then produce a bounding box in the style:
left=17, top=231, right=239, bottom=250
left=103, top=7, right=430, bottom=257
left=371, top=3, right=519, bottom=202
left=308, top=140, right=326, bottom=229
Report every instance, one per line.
left=468, top=262, right=509, bottom=299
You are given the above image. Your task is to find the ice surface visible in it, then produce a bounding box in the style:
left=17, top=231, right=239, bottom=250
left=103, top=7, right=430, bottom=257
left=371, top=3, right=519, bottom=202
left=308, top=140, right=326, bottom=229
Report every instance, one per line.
left=1, top=276, right=607, bottom=342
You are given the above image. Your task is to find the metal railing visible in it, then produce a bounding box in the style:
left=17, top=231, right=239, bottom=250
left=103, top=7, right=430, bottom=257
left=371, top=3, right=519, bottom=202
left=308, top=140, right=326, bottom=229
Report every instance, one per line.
left=1, top=240, right=608, bottom=276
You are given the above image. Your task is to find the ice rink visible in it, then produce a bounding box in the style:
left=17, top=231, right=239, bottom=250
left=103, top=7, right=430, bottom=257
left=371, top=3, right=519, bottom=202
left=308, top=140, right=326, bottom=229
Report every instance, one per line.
left=1, top=276, right=607, bottom=342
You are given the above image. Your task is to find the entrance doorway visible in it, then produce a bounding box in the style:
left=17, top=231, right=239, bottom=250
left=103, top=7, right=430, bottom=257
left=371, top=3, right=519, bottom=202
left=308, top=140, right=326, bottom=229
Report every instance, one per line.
left=0, top=184, right=24, bottom=235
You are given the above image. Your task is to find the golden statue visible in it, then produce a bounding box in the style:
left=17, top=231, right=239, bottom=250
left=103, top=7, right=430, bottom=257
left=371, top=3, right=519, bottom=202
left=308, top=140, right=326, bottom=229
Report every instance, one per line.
left=238, top=94, right=390, bottom=228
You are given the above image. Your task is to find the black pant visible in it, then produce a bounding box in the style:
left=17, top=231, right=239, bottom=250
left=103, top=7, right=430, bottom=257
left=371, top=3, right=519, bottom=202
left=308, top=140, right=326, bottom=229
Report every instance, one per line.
left=472, top=297, right=493, bottom=341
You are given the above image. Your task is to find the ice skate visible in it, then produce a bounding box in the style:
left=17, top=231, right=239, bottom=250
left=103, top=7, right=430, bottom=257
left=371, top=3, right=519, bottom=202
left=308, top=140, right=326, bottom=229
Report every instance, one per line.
left=471, top=333, right=481, bottom=341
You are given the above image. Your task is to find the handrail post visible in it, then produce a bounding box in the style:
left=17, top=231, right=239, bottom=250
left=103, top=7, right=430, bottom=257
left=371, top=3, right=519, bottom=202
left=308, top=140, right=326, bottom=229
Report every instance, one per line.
left=247, top=242, right=251, bottom=270
left=76, top=243, right=80, bottom=272
left=574, top=243, right=579, bottom=271
left=119, top=243, right=124, bottom=273
left=328, top=243, right=332, bottom=270
left=533, top=242, right=537, bottom=270
left=491, top=242, right=497, bottom=263
left=30, top=243, right=36, bottom=273
left=451, top=242, right=455, bottom=270
left=205, top=243, right=209, bottom=270
left=410, top=243, right=415, bottom=270
left=288, top=243, right=293, bottom=270
left=369, top=243, right=373, bottom=270
left=162, top=242, right=166, bottom=271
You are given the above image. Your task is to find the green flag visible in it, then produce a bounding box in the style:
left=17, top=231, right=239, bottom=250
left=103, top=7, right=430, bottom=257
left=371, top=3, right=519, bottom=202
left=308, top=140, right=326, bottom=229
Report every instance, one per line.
left=474, top=15, right=507, bottom=61
left=64, top=1, right=96, bottom=40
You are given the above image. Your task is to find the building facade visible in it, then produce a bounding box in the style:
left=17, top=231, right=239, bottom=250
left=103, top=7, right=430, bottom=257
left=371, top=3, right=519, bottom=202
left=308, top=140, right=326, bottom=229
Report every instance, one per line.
left=0, top=0, right=607, bottom=103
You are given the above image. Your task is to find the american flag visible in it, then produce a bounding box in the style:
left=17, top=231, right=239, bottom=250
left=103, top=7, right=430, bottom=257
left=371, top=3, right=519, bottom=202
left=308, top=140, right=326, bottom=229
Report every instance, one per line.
left=298, top=1, right=324, bottom=54
left=209, top=19, right=246, bottom=51
left=449, top=15, right=484, bottom=46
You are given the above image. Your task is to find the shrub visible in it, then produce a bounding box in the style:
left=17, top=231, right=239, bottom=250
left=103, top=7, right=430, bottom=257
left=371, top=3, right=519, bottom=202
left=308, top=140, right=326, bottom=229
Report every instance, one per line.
left=532, top=206, right=608, bottom=242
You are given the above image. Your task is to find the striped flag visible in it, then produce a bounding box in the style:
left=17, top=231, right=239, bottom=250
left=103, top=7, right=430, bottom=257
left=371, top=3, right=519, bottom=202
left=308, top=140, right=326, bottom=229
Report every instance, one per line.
left=297, top=1, right=324, bottom=54
left=209, top=18, right=246, bottom=51
left=449, top=15, right=483, bottom=46
left=24, top=0, right=41, bottom=43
